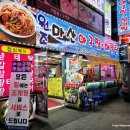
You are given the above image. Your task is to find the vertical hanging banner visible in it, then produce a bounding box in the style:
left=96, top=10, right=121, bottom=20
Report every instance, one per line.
left=7, top=61, right=31, bottom=130
left=117, top=0, right=130, bottom=35
left=105, top=0, right=111, bottom=39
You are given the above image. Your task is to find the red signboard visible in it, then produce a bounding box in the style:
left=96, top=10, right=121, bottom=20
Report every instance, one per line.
left=0, top=44, right=34, bottom=97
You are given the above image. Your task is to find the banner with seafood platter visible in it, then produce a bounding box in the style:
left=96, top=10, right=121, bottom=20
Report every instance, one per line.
left=0, top=0, right=36, bottom=46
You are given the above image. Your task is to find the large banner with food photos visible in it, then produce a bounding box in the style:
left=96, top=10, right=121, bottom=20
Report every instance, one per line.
left=0, top=44, right=34, bottom=98
left=0, top=0, right=36, bottom=46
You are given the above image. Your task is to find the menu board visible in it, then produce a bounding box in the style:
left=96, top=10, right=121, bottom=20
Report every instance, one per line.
left=0, top=44, right=34, bottom=98
left=48, top=78, right=63, bottom=97
left=7, top=61, right=31, bottom=130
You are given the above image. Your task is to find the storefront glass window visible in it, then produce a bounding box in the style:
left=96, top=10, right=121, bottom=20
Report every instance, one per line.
left=83, top=64, right=100, bottom=82
left=34, top=50, right=48, bottom=117
left=101, top=65, right=115, bottom=80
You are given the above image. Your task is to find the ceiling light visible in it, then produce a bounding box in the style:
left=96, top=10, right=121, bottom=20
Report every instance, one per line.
left=60, top=52, right=65, bottom=55
left=71, top=54, right=77, bottom=57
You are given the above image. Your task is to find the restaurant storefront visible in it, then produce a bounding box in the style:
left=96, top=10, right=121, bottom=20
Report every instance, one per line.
left=36, top=10, right=120, bottom=109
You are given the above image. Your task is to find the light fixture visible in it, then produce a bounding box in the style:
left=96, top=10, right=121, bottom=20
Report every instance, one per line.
left=71, top=54, right=77, bottom=57
left=83, top=59, right=90, bottom=62
left=60, top=52, right=65, bottom=56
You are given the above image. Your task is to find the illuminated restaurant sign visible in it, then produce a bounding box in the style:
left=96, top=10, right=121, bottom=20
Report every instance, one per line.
left=117, top=0, right=130, bottom=35
left=36, top=10, right=119, bottom=60
left=0, top=44, right=34, bottom=97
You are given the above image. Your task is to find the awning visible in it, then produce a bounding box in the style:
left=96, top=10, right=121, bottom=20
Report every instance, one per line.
left=86, top=55, right=120, bottom=65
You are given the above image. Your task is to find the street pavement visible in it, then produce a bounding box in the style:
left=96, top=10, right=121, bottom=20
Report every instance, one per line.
left=30, top=97, right=130, bottom=130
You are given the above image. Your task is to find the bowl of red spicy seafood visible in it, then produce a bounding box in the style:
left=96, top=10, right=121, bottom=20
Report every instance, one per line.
left=0, top=1, right=36, bottom=38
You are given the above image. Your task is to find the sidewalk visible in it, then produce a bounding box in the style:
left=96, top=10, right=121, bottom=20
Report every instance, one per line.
left=30, top=97, right=128, bottom=130
left=30, top=106, right=93, bottom=130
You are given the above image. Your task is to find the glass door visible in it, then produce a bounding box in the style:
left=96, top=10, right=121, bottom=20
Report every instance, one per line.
left=35, top=50, right=48, bottom=117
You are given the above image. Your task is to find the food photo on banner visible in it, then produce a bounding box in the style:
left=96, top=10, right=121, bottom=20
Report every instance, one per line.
left=64, top=55, right=83, bottom=106
left=0, top=0, right=36, bottom=46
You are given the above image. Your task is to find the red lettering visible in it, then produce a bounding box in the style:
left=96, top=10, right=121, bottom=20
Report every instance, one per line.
left=24, top=90, right=28, bottom=96
left=12, top=90, right=17, bottom=96
left=94, top=37, right=101, bottom=50
left=78, top=34, right=86, bottom=45
left=88, top=35, right=93, bottom=47
left=10, top=104, right=22, bottom=111
left=22, top=105, right=27, bottom=111
left=18, top=90, right=23, bottom=96
left=119, top=0, right=127, bottom=14
left=14, top=82, right=19, bottom=88
left=120, top=17, right=128, bottom=30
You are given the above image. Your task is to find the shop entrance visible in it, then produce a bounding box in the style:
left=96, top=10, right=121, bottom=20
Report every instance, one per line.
left=47, top=51, right=64, bottom=111
left=34, top=50, right=64, bottom=117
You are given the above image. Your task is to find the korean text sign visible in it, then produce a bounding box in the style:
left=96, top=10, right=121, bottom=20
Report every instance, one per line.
left=7, top=61, right=31, bottom=130
left=48, top=78, right=63, bottom=97
left=117, top=0, right=130, bottom=35
left=0, top=44, right=34, bottom=97
left=36, top=10, right=119, bottom=60
left=82, top=0, right=104, bottom=13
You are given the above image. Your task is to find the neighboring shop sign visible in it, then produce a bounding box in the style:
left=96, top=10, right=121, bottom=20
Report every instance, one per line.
left=0, top=44, right=34, bottom=98
left=0, top=0, right=36, bottom=46
left=119, top=45, right=128, bottom=62
left=36, top=1, right=103, bottom=36
left=79, top=2, right=103, bottom=34
left=82, top=0, right=104, bottom=13
left=48, top=78, right=63, bottom=97
left=7, top=61, right=31, bottom=130
left=60, top=0, right=78, bottom=19
left=118, top=33, right=130, bottom=45
left=117, top=0, right=130, bottom=35
left=36, top=10, right=119, bottom=60
left=105, top=0, right=111, bottom=39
